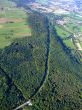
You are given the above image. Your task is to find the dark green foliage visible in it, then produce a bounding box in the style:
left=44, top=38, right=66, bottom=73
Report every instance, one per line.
left=0, top=68, right=25, bottom=110
left=29, top=27, right=82, bottom=110
left=0, top=13, right=48, bottom=100
left=0, top=4, right=82, bottom=109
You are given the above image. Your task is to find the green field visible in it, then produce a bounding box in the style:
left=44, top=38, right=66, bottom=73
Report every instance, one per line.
left=0, top=0, right=82, bottom=110
left=0, top=0, right=31, bottom=49
left=80, top=42, right=82, bottom=47
left=55, top=25, right=75, bottom=49
left=55, top=25, right=70, bottom=38
left=54, top=12, right=82, bottom=51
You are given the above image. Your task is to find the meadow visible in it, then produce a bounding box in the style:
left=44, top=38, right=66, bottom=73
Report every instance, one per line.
left=55, top=25, right=75, bottom=49
left=0, top=0, right=31, bottom=48
left=0, top=1, right=82, bottom=110
left=55, top=12, right=82, bottom=51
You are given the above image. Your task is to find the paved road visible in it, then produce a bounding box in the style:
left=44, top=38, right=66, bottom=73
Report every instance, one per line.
left=13, top=100, right=32, bottom=110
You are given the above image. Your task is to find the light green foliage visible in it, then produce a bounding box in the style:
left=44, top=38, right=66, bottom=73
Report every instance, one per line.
left=55, top=25, right=70, bottom=38
left=55, top=25, right=75, bottom=49
left=0, top=0, right=31, bottom=49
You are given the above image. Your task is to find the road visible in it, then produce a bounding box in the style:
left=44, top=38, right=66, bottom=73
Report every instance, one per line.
left=13, top=100, right=32, bottom=110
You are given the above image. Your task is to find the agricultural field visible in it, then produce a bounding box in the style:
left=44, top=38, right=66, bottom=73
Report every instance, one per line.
left=0, top=0, right=82, bottom=110
left=0, top=0, right=31, bottom=49
left=0, top=1, right=49, bottom=109
left=55, top=25, right=75, bottom=49
left=55, top=25, right=70, bottom=38
left=80, top=42, right=82, bottom=47
left=55, top=12, right=82, bottom=51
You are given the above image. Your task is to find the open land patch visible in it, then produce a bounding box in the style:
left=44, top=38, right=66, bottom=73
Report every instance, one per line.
left=0, top=25, right=3, bottom=29
left=0, top=0, right=31, bottom=49
left=0, top=18, right=24, bottom=24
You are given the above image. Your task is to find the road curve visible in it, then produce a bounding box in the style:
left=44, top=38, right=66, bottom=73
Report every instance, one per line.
left=13, top=100, right=32, bottom=110
left=13, top=17, right=51, bottom=110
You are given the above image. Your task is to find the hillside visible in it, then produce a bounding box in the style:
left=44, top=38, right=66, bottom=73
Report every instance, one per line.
left=0, top=0, right=82, bottom=110
left=0, top=1, right=49, bottom=108
left=29, top=26, right=82, bottom=110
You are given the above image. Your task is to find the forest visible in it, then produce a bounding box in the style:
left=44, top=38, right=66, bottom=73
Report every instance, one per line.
left=0, top=0, right=82, bottom=110
left=0, top=12, right=50, bottom=109
left=29, top=27, right=82, bottom=110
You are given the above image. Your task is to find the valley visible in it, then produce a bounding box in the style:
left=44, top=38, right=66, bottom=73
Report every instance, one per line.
left=0, top=0, right=82, bottom=110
